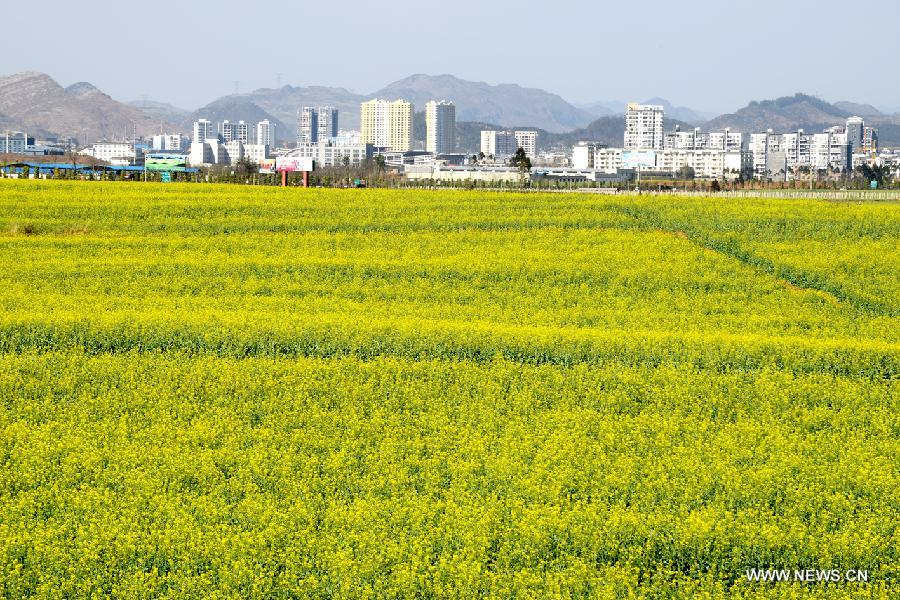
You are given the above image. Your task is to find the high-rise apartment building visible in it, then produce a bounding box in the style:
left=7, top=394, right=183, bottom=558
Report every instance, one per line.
left=664, top=127, right=743, bottom=152
left=361, top=99, right=413, bottom=152
left=862, top=126, right=878, bottom=152
left=749, top=128, right=850, bottom=176
left=298, top=106, right=339, bottom=144
left=316, top=107, right=338, bottom=141
left=515, top=131, right=537, bottom=159
left=480, top=130, right=517, bottom=157
left=193, top=119, right=214, bottom=143
left=425, top=100, right=456, bottom=154
left=236, top=121, right=249, bottom=144
left=846, top=116, right=864, bottom=152
left=219, top=120, right=236, bottom=143
left=298, top=107, right=318, bottom=144
left=256, top=120, right=275, bottom=147
left=624, top=103, right=664, bottom=150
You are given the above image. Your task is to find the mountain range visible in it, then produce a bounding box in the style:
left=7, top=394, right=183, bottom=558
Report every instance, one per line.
left=0, top=71, right=180, bottom=143
left=577, top=98, right=715, bottom=124
left=1, top=71, right=898, bottom=150
left=184, top=74, right=598, bottom=134
left=705, top=93, right=900, bottom=147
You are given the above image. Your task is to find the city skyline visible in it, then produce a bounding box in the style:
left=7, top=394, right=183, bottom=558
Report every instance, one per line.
left=1, top=1, right=898, bottom=114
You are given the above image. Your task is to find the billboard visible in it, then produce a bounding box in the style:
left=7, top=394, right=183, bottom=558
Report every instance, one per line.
left=276, top=156, right=314, bottom=172
left=145, top=154, right=188, bottom=171
left=146, top=158, right=186, bottom=171
left=258, top=158, right=276, bottom=174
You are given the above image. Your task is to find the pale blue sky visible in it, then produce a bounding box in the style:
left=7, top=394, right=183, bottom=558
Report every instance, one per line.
left=1, top=0, right=897, bottom=113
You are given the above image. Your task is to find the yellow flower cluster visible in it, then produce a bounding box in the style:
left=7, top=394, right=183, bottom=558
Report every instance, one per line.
left=0, top=180, right=896, bottom=598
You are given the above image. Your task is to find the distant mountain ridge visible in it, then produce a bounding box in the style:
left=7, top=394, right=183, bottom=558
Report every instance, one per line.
left=703, top=93, right=900, bottom=145
left=2, top=71, right=899, bottom=148
left=0, top=71, right=179, bottom=143
left=370, top=74, right=595, bottom=133
left=833, top=101, right=884, bottom=117
left=578, top=98, right=714, bottom=124
left=128, top=99, right=192, bottom=128
left=185, top=96, right=290, bottom=142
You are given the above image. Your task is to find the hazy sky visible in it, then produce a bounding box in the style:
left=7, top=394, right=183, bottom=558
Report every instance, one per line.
left=1, top=0, right=897, bottom=113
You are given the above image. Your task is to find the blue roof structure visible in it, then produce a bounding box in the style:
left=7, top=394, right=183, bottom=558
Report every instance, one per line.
left=1, top=162, right=198, bottom=174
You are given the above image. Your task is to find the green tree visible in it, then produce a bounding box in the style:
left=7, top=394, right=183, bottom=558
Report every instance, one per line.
left=234, top=157, right=259, bottom=180
left=509, top=148, right=532, bottom=175
left=857, top=163, right=892, bottom=188
left=676, top=166, right=695, bottom=180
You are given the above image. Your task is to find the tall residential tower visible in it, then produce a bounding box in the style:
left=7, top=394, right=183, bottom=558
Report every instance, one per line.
left=298, top=106, right=339, bottom=144
left=624, top=103, right=664, bottom=150
left=256, top=120, right=276, bottom=147
left=425, top=100, right=456, bottom=154
left=361, top=99, right=413, bottom=152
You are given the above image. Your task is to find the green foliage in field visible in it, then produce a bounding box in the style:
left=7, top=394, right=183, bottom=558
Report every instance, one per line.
left=0, top=181, right=897, bottom=598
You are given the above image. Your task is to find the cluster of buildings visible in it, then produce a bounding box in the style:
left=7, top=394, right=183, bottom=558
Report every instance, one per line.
left=479, top=130, right=537, bottom=161
left=747, top=118, right=879, bottom=178
left=279, top=98, right=464, bottom=169
left=185, top=119, right=275, bottom=167
left=571, top=103, right=884, bottom=181
left=1, top=131, right=76, bottom=158
left=2, top=90, right=896, bottom=187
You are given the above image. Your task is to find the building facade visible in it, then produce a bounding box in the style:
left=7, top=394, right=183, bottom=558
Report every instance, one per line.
left=425, top=100, right=456, bottom=154
left=572, top=142, right=602, bottom=169
left=151, top=134, right=188, bottom=151
left=298, top=107, right=339, bottom=144
left=361, top=99, right=413, bottom=152
left=243, top=144, right=270, bottom=164
left=291, top=140, right=374, bottom=167
left=655, top=149, right=752, bottom=179
left=480, top=130, right=535, bottom=159
left=219, top=120, right=236, bottom=143
left=256, top=120, right=275, bottom=147
left=192, top=119, right=214, bottom=144
left=515, top=131, right=537, bottom=160
left=749, top=128, right=851, bottom=178
left=846, top=116, right=864, bottom=152
left=235, top=121, right=249, bottom=144
left=664, top=128, right=743, bottom=152
left=624, top=103, right=664, bottom=150
left=1, top=131, right=30, bottom=154
left=480, top=130, right=517, bottom=157
left=82, top=142, right=143, bottom=165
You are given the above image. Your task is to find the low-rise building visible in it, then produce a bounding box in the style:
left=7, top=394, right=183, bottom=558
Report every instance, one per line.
left=292, top=140, right=374, bottom=167
left=572, top=142, right=609, bottom=169
left=379, top=151, right=435, bottom=167
left=243, top=144, right=270, bottom=164
left=224, top=140, right=244, bottom=164
left=189, top=139, right=226, bottom=166
left=81, top=142, right=143, bottom=165
left=655, top=149, right=752, bottom=179
left=594, top=148, right=625, bottom=173
left=405, top=165, right=524, bottom=183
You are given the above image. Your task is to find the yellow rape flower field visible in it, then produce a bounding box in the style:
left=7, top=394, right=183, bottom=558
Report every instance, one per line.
left=0, top=180, right=897, bottom=598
